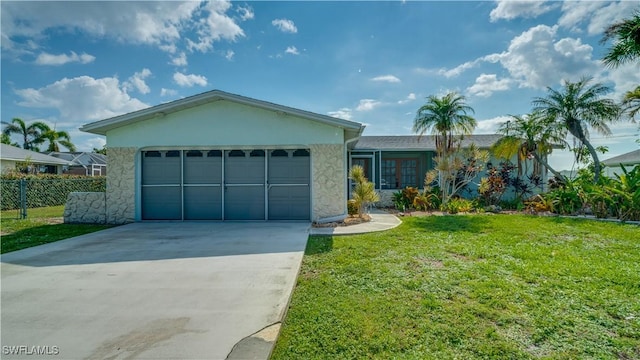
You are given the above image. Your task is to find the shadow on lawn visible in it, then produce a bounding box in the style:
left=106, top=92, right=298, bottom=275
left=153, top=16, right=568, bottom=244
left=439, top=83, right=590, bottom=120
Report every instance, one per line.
left=305, top=236, right=333, bottom=255
left=405, top=215, right=488, bottom=233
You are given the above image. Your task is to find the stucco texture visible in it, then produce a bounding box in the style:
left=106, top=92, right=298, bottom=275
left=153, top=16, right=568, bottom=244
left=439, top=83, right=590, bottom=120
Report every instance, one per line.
left=310, top=144, right=346, bottom=220
left=106, top=147, right=136, bottom=224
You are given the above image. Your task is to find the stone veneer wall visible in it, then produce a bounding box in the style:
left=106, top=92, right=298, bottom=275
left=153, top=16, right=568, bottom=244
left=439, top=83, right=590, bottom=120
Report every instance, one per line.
left=310, top=144, right=345, bottom=221
left=106, top=147, right=137, bottom=224
left=64, top=192, right=106, bottom=224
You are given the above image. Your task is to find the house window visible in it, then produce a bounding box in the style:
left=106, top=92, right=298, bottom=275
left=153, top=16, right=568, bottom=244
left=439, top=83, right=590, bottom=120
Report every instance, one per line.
left=381, top=159, right=418, bottom=189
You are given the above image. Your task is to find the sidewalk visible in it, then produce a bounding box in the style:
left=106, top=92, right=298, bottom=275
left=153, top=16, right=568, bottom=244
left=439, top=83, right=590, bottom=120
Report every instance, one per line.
left=310, top=209, right=401, bottom=236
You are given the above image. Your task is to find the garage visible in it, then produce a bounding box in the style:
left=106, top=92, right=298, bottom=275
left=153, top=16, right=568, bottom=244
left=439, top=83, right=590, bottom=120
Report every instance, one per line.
left=141, top=148, right=310, bottom=221
left=79, top=90, right=364, bottom=224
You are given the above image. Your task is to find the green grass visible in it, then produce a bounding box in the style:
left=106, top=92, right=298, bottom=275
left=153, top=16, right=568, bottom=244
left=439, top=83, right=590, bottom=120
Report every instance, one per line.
left=1, top=205, right=111, bottom=254
left=272, top=215, right=640, bottom=359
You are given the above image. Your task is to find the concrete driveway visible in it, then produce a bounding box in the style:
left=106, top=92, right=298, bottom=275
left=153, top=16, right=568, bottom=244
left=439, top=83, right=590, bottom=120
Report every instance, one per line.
left=1, top=222, right=309, bottom=359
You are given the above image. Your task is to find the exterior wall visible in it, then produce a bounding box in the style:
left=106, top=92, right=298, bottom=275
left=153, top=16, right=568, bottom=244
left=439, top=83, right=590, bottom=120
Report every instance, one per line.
left=106, top=147, right=136, bottom=224
left=107, top=100, right=344, bottom=148
left=64, top=192, right=106, bottom=224
left=1, top=159, right=16, bottom=174
left=310, top=144, right=346, bottom=221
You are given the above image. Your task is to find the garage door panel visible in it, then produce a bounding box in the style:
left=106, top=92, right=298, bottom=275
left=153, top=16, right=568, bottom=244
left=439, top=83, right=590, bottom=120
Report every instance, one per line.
left=142, top=151, right=181, bottom=185
left=184, top=150, right=222, bottom=184
left=268, top=186, right=310, bottom=220
left=225, top=151, right=265, bottom=184
left=184, top=186, right=222, bottom=220
left=225, top=186, right=265, bottom=220
left=142, top=187, right=181, bottom=220
left=269, top=158, right=310, bottom=184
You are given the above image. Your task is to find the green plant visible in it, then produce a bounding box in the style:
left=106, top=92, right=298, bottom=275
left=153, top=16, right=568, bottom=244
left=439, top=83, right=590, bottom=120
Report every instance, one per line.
left=348, top=165, right=379, bottom=218
left=441, top=198, right=475, bottom=214
left=392, top=190, right=407, bottom=211
left=347, top=199, right=358, bottom=216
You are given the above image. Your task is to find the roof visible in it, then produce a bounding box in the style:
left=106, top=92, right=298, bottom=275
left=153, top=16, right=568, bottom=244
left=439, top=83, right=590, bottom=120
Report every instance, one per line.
left=0, top=144, right=72, bottom=166
left=353, top=134, right=504, bottom=151
left=80, top=89, right=365, bottom=139
left=46, top=152, right=107, bottom=166
left=602, top=149, right=640, bottom=166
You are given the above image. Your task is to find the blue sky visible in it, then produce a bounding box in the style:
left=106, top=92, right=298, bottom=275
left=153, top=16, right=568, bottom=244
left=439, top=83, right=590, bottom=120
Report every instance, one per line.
left=2, top=0, right=638, bottom=171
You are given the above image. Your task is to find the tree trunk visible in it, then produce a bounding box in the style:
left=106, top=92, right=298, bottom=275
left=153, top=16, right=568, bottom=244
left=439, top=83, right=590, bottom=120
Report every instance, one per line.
left=532, top=152, right=565, bottom=183
left=582, top=140, right=602, bottom=183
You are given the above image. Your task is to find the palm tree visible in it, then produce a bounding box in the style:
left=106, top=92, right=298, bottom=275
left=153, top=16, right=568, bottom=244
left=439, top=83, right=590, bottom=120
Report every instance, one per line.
left=1, top=118, right=48, bottom=150
left=533, top=77, right=621, bottom=183
left=622, top=85, right=640, bottom=120
left=36, top=124, right=76, bottom=152
left=601, top=10, right=640, bottom=68
left=492, top=112, right=567, bottom=181
left=413, top=92, right=477, bottom=156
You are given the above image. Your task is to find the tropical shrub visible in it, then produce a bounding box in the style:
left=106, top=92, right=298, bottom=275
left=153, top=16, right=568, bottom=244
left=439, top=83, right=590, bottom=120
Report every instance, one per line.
left=348, top=165, right=379, bottom=218
left=441, top=198, right=475, bottom=214
left=347, top=199, right=358, bottom=216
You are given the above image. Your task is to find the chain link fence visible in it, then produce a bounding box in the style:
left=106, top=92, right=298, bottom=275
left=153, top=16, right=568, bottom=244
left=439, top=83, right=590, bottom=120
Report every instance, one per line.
left=1, top=177, right=106, bottom=218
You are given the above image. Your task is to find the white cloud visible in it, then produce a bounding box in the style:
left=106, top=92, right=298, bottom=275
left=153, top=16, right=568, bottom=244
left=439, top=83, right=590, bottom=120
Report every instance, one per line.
left=285, top=46, right=299, bottom=55
left=328, top=108, right=353, bottom=121
left=272, top=19, right=297, bottom=33
left=160, top=88, right=178, bottom=97
left=356, top=99, right=381, bottom=112
left=371, top=75, right=401, bottom=83
left=34, top=51, right=95, bottom=65
left=170, top=52, right=188, bottom=66
left=398, top=93, right=416, bottom=104
left=2, top=1, right=244, bottom=55
left=225, top=50, right=235, bottom=60
left=15, top=75, right=148, bottom=122
left=124, top=68, right=152, bottom=94
left=475, top=115, right=512, bottom=134
left=489, top=0, right=555, bottom=22
left=467, top=73, right=511, bottom=97
left=187, top=1, right=245, bottom=53
left=236, top=5, right=254, bottom=21
left=559, top=1, right=637, bottom=35
left=173, top=72, right=208, bottom=87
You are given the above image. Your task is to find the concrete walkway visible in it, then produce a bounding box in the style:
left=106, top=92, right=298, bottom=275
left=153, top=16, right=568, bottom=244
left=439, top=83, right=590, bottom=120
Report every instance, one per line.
left=1, top=222, right=309, bottom=360
left=310, top=209, right=402, bottom=236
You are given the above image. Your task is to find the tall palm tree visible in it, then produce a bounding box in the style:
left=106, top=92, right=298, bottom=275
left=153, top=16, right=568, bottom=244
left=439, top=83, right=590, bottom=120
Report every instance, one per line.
left=601, top=10, right=640, bottom=68
left=492, top=112, right=567, bottom=181
left=413, top=92, right=477, bottom=156
left=622, top=85, right=640, bottom=120
left=533, top=77, right=621, bottom=183
left=36, top=124, right=76, bottom=152
left=1, top=118, right=48, bottom=150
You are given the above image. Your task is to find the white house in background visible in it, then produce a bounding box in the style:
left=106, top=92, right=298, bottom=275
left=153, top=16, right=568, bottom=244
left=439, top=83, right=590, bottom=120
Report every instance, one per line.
left=602, top=149, right=640, bottom=178
left=45, top=151, right=107, bottom=176
left=0, top=144, right=72, bottom=174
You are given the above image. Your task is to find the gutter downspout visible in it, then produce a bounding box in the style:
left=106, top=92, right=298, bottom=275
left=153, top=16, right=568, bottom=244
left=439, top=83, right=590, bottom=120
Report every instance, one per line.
left=315, top=134, right=361, bottom=224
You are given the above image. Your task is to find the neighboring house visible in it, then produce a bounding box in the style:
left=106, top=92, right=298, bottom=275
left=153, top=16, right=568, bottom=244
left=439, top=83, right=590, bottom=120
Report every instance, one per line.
left=78, top=90, right=549, bottom=224
left=602, top=149, right=640, bottom=178
left=46, top=151, right=107, bottom=176
left=0, top=144, right=72, bottom=175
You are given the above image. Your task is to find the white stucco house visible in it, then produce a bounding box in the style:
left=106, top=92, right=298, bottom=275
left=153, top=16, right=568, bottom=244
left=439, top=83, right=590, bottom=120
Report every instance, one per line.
left=75, top=89, right=545, bottom=224
left=602, top=149, right=640, bottom=178
left=79, top=90, right=365, bottom=224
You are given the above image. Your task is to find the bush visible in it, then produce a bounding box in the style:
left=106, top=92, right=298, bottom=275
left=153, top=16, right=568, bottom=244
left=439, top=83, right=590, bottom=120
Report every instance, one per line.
left=442, top=198, right=475, bottom=214
left=347, top=199, right=358, bottom=216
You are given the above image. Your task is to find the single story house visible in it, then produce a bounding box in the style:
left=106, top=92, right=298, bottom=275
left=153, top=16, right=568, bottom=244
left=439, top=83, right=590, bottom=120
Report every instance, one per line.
left=46, top=151, right=107, bottom=176
left=602, top=149, right=640, bottom=178
left=77, top=90, right=543, bottom=224
left=0, top=144, right=72, bottom=175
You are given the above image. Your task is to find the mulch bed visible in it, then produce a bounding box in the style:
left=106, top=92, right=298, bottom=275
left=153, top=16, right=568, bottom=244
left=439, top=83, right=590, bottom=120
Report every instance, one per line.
left=312, top=214, right=371, bottom=228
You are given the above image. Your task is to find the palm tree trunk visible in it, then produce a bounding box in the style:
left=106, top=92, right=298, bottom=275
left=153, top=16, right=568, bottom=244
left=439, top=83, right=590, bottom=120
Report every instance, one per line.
left=532, top=152, right=565, bottom=183
left=582, top=140, right=602, bottom=183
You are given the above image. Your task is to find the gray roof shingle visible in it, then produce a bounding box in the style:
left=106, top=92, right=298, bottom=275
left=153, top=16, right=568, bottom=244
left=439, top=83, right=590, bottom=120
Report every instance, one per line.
left=602, top=149, right=640, bottom=166
left=353, top=134, right=503, bottom=150
left=0, top=144, right=72, bottom=166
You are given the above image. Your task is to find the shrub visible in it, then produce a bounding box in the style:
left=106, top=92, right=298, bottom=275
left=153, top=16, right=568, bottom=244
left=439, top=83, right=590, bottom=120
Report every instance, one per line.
left=347, top=199, right=358, bottom=216
left=442, top=198, right=475, bottom=214
left=349, top=165, right=379, bottom=218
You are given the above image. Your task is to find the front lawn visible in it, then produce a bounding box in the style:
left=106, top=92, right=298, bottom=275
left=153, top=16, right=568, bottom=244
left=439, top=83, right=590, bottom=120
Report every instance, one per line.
left=1, top=206, right=111, bottom=254
left=272, top=215, right=640, bottom=359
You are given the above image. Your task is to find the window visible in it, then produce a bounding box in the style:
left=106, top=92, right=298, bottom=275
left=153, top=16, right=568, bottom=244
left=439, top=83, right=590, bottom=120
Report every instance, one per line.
left=381, top=159, right=419, bottom=189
